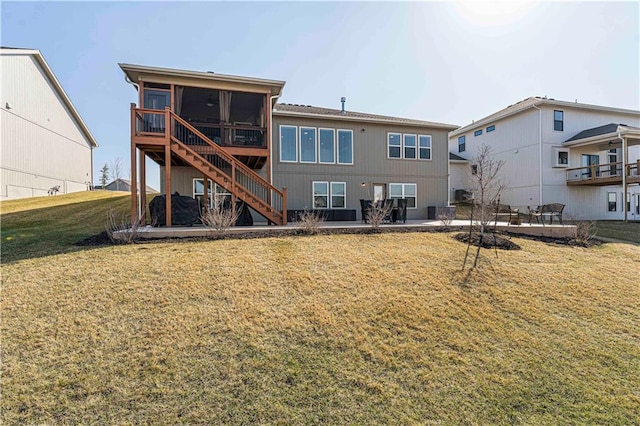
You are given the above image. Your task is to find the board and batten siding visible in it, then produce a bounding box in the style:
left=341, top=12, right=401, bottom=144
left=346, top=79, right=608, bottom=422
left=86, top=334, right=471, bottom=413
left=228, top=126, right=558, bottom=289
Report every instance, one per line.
left=1, top=53, right=93, bottom=199
left=272, top=115, right=450, bottom=220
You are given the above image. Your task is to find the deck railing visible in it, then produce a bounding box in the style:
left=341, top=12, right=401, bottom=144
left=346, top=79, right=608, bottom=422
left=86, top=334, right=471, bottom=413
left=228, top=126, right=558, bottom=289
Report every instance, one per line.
left=566, top=161, right=640, bottom=183
left=169, top=112, right=285, bottom=222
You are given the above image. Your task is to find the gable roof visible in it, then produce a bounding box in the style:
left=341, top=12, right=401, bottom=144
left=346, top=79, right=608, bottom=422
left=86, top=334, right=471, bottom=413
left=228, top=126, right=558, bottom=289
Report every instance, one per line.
left=565, top=123, right=622, bottom=142
left=450, top=96, right=640, bottom=138
left=563, top=123, right=640, bottom=146
left=1, top=47, right=98, bottom=147
left=106, top=178, right=158, bottom=193
left=119, top=63, right=286, bottom=97
left=274, top=103, right=458, bottom=130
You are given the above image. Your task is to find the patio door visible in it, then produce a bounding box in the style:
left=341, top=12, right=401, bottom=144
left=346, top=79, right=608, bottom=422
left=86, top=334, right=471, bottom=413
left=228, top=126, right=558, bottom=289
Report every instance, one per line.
left=373, top=184, right=386, bottom=202
left=581, top=154, right=600, bottom=178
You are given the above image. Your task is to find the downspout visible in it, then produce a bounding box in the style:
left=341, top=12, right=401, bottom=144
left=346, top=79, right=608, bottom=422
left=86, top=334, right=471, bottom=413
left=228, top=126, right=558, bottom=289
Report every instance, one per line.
left=532, top=103, right=543, bottom=205
left=618, top=129, right=626, bottom=222
left=269, top=93, right=282, bottom=185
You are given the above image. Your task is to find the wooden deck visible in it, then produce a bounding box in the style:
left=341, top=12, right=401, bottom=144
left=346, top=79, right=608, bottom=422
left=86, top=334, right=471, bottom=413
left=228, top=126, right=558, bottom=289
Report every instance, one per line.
left=566, top=161, right=640, bottom=186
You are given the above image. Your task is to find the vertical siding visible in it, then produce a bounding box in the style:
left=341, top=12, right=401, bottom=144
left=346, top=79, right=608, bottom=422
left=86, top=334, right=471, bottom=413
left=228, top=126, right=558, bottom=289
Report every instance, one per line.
left=0, top=54, right=93, bottom=199
left=272, top=115, right=450, bottom=220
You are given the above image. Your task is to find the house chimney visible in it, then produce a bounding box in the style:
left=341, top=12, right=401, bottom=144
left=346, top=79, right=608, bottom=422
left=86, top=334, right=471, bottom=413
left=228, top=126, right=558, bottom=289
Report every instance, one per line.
left=341, top=97, right=346, bottom=114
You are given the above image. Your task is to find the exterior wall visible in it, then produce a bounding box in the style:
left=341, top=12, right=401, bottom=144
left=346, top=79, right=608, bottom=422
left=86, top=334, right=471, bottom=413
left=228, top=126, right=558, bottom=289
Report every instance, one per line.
left=0, top=54, right=93, bottom=199
left=448, top=109, right=541, bottom=208
left=449, top=102, right=640, bottom=220
left=272, top=115, right=451, bottom=220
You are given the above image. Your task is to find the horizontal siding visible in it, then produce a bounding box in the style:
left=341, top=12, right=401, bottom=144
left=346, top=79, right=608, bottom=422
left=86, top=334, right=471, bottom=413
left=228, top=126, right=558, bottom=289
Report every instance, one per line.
left=272, top=116, right=449, bottom=219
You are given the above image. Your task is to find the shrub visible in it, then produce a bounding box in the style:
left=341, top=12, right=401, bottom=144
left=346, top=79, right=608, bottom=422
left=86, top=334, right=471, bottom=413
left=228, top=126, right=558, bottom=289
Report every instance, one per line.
left=296, top=209, right=324, bottom=235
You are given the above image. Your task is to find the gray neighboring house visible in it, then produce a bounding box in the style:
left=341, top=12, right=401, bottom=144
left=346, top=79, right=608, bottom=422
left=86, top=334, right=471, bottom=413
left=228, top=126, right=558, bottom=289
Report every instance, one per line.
left=1, top=47, right=97, bottom=200
left=104, top=178, right=157, bottom=193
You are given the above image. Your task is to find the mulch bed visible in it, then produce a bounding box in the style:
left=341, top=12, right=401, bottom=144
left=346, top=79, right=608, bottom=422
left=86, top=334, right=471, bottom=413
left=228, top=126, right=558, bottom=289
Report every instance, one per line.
left=453, top=232, right=521, bottom=250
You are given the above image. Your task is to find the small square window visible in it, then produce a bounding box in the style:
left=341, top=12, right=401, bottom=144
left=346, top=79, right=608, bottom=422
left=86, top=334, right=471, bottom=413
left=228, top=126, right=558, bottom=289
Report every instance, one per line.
left=471, top=164, right=478, bottom=175
left=486, top=125, right=495, bottom=132
left=474, top=129, right=482, bottom=137
left=558, top=151, right=568, bottom=165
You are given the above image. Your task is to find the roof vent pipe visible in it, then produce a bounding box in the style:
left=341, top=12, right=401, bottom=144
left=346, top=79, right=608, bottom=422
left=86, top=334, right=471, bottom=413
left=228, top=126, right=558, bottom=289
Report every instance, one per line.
left=341, top=97, right=346, bottom=114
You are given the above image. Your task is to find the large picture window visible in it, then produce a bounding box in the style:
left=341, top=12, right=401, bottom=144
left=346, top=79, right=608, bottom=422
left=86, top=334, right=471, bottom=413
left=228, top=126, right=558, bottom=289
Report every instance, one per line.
left=389, top=183, right=417, bottom=209
left=319, top=128, right=335, bottom=163
left=337, top=130, right=353, bottom=164
left=280, top=126, right=297, bottom=162
left=404, top=134, right=417, bottom=159
left=300, top=127, right=317, bottom=163
left=419, top=135, right=431, bottom=160
left=388, top=133, right=401, bottom=158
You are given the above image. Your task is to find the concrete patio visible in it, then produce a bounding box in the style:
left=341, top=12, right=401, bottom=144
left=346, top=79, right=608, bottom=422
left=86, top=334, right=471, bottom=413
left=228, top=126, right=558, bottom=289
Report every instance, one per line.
left=119, top=219, right=577, bottom=240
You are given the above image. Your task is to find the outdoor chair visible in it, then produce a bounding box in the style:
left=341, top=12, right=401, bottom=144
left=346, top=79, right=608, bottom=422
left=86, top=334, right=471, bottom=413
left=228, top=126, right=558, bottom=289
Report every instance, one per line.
left=396, top=198, right=408, bottom=223
left=529, top=203, right=564, bottom=226
left=360, top=199, right=372, bottom=223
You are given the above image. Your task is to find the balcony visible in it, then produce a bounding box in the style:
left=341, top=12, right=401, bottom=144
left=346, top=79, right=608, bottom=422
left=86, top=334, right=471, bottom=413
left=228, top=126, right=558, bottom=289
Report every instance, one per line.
left=566, top=161, right=640, bottom=186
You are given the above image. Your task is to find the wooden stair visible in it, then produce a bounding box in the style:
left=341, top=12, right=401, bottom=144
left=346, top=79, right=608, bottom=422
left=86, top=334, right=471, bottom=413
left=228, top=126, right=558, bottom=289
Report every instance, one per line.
left=169, top=113, right=286, bottom=225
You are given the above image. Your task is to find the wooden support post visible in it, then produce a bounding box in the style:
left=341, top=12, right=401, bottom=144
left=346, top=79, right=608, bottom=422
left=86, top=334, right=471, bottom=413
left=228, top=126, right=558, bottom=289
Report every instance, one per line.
left=282, top=186, right=287, bottom=226
left=231, top=162, right=237, bottom=223
left=203, top=175, right=209, bottom=215
left=165, top=143, right=172, bottom=227
left=130, top=103, right=138, bottom=224
left=139, top=150, right=147, bottom=224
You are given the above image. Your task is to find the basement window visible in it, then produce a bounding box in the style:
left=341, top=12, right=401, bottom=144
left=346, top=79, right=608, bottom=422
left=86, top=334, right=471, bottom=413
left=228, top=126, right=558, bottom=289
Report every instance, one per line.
left=608, top=192, right=617, bottom=212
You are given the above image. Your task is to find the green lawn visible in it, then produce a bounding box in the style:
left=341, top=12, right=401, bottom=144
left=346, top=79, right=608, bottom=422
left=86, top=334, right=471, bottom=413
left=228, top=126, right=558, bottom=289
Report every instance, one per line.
left=2, top=193, right=640, bottom=424
left=595, top=220, right=640, bottom=244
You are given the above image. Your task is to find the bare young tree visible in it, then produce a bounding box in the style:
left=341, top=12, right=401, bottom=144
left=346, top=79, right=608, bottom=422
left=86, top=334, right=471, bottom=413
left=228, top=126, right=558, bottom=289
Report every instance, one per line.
left=296, top=208, right=325, bottom=235
left=110, top=157, right=124, bottom=190
left=366, top=201, right=393, bottom=229
left=200, top=198, right=241, bottom=237
left=462, top=145, right=506, bottom=269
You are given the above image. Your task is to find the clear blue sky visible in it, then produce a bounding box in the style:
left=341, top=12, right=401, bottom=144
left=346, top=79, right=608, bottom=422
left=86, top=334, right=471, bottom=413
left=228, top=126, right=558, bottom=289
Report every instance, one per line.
left=2, top=1, right=639, bottom=190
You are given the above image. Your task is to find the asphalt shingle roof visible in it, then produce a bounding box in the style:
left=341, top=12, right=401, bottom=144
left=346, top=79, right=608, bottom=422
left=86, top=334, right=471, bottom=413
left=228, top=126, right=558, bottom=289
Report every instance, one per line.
left=274, top=103, right=458, bottom=129
left=449, top=153, right=468, bottom=161
left=564, top=123, right=639, bottom=142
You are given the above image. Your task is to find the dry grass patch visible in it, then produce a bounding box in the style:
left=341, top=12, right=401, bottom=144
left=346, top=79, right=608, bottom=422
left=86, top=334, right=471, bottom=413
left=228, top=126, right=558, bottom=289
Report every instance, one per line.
left=2, top=231, right=640, bottom=424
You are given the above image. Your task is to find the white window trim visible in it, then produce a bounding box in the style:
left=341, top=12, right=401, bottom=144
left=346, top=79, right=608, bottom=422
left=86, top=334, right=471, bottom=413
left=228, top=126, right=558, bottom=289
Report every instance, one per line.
left=403, top=134, right=417, bottom=160
left=280, top=125, right=298, bottom=163
left=194, top=178, right=230, bottom=209
left=389, top=183, right=418, bottom=209
left=418, top=134, right=432, bottom=161
left=312, top=181, right=329, bottom=209
left=299, top=127, right=317, bottom=164
left=330, top=182, right=347, bottom=209
left=318, top=128, right=336, bottom=164
left=607, top=192, right=617, bottom=212
left=337, top=129, right=354, bottom=165
left=387, top=132, right=402, bottom=159
left=553, top=110, right=564, bottom=132
left=552, top=146, right=570, bottom=168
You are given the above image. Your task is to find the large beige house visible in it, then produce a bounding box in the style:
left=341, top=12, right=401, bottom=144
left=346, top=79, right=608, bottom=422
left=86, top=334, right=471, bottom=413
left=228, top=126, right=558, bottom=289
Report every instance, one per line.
left=0, top=48, right=97, bottom=199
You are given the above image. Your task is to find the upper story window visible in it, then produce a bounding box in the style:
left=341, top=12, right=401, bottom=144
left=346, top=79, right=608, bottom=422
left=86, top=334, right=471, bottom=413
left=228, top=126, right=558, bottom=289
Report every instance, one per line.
left=280, top=125, right=351, bottom=165
left=419, top=135, right=431, bottom=160
left=458, top=135, right=466, bottom=153
left=337, top=130, right=353, bottom=164
left=474, top=129, right=482, bottom=137
left=388, top=133, right=402, bottom=158
left=554, top=110, right=564, bottom=131
left=404, top=134, right=417, bottom=159
left=389, top=133, right=431, bottom=160
left=300, top=127, right=317, bottom=163
left=280, top=125, right=298, bottom=162
left=486, top=125, right=495, bottom=132
left=319, top=128, right=335, bottom=164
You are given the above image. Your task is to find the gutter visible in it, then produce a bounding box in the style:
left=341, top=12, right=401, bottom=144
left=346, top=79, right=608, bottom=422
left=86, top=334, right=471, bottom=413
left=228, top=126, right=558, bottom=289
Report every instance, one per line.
left=532, top=103, right=543, bottom=205
left=618, top=129, right=627, bottom=222
left=270, top=94, right=282, bottom=185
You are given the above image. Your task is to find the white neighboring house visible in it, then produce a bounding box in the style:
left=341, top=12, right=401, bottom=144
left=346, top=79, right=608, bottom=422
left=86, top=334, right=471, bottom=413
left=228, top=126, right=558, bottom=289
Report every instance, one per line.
left=448, top=97, right=640, bottom=221
left=0, top=47, right=97, bottom=200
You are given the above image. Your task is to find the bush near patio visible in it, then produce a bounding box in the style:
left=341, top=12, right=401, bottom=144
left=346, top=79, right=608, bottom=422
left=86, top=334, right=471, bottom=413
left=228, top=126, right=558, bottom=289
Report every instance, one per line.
left=2, top=192, right=639, bottom=424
